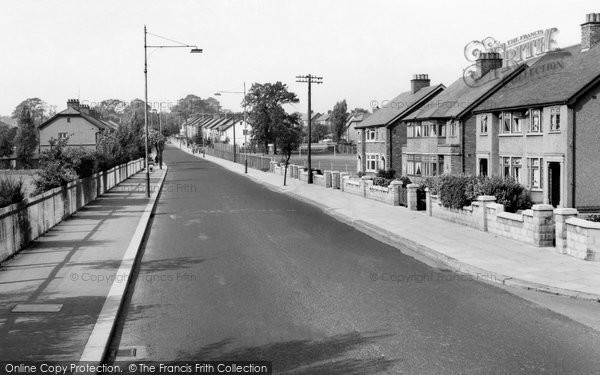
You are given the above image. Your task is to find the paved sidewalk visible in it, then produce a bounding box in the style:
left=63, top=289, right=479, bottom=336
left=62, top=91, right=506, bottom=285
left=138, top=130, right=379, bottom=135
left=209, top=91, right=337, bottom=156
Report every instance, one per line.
left=174, top=143, right=600, bottom=301
left=0, top=168, right=166, bottom=360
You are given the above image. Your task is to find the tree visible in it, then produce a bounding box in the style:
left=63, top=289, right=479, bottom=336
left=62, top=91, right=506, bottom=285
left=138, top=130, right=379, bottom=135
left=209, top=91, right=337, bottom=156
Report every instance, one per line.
left=331, top=100, right=349, bottom=142
left=94, top=99, right=128, bottom=123
left=274, top=111, right=302, bottom=186
left=14, top=106, right=38, bottom=168
left=245, top=82, right=299, bottom=154
left=12, top=98, right=53, bottom=126
left=148, top=129, right=166, bottom=168
left=0, top=123, right=16, bottom=157
left=170, top=94, right=219, bottom=121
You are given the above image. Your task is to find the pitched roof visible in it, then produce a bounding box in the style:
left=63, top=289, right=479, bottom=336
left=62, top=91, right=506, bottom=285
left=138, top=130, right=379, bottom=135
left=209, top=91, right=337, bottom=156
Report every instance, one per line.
left=474, top=44, right=600, bottom=112
left=405, top=64, right=525, bottom=121
left=345, top=112, right=371, bottom=127
left=38, top=106, right=109, bottom=131
left=356, top=84, right=445, bottom=128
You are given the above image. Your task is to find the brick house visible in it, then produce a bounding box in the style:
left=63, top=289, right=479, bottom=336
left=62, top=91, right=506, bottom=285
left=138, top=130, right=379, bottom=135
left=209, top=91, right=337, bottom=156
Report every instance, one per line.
left=401, top=54, right=526, bottom=180
left=344, top=111, right=370, bottom=144
left=356, top=75, right=444, bottom=174
left=38, top=99, right=116, bottom=152
left=472, top=13, right=600, bottom=209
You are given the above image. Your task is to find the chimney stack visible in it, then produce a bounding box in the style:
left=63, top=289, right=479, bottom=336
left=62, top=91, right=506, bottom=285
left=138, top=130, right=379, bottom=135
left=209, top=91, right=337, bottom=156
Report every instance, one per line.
left=582, top=13, right=600, bottom=52
left=476, top=52, right=503, bottom=78
left=79, top=104, right=90, bottom=115
left=66, top=99, right=80, bottom=110
left=411, top=74, right=430, bottom=93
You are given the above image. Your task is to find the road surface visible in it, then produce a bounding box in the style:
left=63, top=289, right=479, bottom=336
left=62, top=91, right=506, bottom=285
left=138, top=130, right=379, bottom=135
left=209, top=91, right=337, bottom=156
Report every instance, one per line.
left=108, top=145, right=600, bottom=374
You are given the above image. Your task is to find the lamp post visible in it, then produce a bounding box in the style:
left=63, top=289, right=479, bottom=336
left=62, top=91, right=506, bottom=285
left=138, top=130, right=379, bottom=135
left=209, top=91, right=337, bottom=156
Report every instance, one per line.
left=144, top=25, right=202, bottom=197
left=214, top=82, right=247, bottom=173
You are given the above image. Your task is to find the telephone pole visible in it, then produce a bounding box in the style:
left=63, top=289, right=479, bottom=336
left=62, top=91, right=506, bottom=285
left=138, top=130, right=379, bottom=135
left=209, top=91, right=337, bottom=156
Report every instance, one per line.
left=295, top=74, right=323, bottom=184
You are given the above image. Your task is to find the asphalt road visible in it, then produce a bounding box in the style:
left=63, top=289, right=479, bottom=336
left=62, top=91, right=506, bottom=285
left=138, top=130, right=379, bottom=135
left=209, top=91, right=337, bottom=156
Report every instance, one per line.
left=108, top=145, right=600, bottom=374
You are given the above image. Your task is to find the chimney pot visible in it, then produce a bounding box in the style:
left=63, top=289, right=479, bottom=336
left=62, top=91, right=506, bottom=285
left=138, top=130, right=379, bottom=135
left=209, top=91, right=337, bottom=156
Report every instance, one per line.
left=476, top=52, right=503, bottom=79
left=410, top=74, right=431, bottom=93
left=582, top=12, right=600, bottom=51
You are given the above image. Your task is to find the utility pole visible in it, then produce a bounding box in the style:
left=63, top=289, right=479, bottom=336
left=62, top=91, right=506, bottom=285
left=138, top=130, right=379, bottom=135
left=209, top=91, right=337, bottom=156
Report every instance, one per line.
left=295, top=74, right=323, bottom=184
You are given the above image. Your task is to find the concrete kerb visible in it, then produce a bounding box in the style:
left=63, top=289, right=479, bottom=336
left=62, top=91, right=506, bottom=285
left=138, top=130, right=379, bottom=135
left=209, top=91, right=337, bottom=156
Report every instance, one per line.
left=173, top=144, right=600, bottom=303
left=77, top=164, right=169, bottom=366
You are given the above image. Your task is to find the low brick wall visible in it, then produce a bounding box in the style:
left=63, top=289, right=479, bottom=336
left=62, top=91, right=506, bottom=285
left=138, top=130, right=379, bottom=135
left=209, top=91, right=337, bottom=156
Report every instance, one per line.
left=430, top=195, right=482, bottom=230
left=342, top=177, right=362, bottom=196
left=0, top=159, right=144, bottom=263
left=427, top=191, right=554, bottom=247
left=563, top=218, right=600, bottom=261
left=313, top=173, right=326, bottom=187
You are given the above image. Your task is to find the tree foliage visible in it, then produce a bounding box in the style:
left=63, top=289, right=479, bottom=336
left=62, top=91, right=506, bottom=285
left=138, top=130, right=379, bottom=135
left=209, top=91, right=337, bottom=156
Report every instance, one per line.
left=11, top=98, right=54, bottom=126
left=331, top=100, right=348, bottom=142
left=0, top=123, right=16, bottom=157
left=275, top=112, right=302, bottom=186
left=14, top=106, right=38, bottom=168
left=245, top=82, right=299, bottom=154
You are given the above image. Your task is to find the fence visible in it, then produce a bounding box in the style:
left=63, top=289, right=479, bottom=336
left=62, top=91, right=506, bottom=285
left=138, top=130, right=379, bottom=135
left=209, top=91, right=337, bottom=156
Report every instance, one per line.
left=203, top=144, right=273, bottom=171
left=0, top=158, right=144, bottom=263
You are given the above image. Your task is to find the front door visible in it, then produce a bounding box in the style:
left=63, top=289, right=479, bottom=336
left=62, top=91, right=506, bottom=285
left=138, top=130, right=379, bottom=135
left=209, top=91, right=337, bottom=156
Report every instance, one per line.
left=548, top=162, right=561, bottom=207
left=479, top=158, right=488, bottom=177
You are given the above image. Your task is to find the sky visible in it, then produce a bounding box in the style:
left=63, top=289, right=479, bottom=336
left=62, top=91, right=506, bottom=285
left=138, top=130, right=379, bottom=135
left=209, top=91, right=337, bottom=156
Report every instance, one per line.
left=1, top=0, right=599, bottom=118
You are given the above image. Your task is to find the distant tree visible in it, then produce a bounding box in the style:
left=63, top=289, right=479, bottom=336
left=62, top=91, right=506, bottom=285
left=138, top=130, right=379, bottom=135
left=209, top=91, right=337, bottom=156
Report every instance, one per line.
left=171, top=94, right=219, bottom=121
left=12, top=98, right=53, bottom=126
left=0, top=123, right=16, bottom=157
left=311, top=123, right=329, bottom=143
left=274, top=111, right=302, bottom=186
left=14, top=106, right=38, bottom=168
left=331, top=100, right=349, bottom=142
left=245, top=82, right=299, bottom=154
left=94, top=99, right=128, bottom=123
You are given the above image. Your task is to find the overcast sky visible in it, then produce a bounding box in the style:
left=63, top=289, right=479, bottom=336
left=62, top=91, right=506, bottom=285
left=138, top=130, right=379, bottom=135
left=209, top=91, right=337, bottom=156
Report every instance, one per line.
left=1, top=0, right=598, bottom=117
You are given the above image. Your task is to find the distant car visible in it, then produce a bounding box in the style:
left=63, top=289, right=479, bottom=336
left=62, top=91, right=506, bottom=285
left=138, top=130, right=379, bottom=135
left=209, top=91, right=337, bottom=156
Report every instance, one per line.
left=321, top=138, right=333, bottom=144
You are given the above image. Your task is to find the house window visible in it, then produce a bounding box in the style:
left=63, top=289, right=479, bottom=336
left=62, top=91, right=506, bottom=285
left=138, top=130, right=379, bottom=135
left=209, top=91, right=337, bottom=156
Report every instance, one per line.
left=357, top=131, right=361, bottom=142
left=366, top=129, right=377, bottom=141
left=428, top=123, right=437, bottom=137
left=58, top=132, right=68, bottom=140
left=439, top=123, right=446, bottom=137
left=366, top=153, right=379, bottom=172
left=407, top=124, right=414, bottom=138
left=415, top=124, right=422, bottom=137
left=528, top=158, right=543, bottom=189
left=449, top=121, right=457, bottom=137
left=480, top=115, right=488, bottom=134
left=406, top=155, right=423, bottom=176
left=67, top=117, right=71, bottom=123
left=501, top=112, right=524, bottom=134
left=501, top=156, right=522, bottom=182
left=550, top=108, right=560, bottom=131
left=529, top=109, right=541, bottom=133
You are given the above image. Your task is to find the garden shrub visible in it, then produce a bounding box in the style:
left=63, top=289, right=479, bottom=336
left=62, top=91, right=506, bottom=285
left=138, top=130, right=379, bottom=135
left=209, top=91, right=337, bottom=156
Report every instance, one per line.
left=586, top=214, right=600, bottom=223
left=376, top=169, right=396, bottom=179
left=0, top=177, right=25, bottom=208
left=424, top=174, right=532, bottom=213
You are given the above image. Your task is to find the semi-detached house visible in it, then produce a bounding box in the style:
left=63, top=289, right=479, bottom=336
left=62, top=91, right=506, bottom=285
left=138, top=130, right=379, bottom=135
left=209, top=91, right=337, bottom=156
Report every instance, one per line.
left=356, top=75, right=444, bottom=174
left=400, top=53, right=526, bottom=180
left=472, top=13, right=600, bottom=209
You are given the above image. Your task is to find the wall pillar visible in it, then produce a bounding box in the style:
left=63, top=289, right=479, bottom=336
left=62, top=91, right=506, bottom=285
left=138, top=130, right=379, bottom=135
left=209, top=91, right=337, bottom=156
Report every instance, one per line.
left=475, top=195, right=496, bottom=232
left=532, top=204, right=555, bottom=247
left=390, top=180, right=403, bottom=206
left=331, top=171, right=340, bottom=189
left=554, top=208, right=578, bottom=254
left=339, top=172, right=349, bottom=191
left=425, top=188, right=432, bottom=216
left=406, top=183, right=419, bottom=211
left=324, top=170, right=332, bottom=188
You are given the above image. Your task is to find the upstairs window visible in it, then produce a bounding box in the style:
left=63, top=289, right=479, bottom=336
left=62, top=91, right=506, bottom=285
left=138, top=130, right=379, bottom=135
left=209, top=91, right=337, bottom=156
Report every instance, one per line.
left=58, top=132, right=68, bottom=140
left=550, top=108, right=561, bottom=131
left=500, top=112, right=524, bottom=134
left=529, top=109, right=541, bottom=133
left=480, top=115, right=488, bottom=134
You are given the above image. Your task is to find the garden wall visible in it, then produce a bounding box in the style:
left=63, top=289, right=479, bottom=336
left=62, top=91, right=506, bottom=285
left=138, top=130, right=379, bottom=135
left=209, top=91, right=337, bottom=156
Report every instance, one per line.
left=0, top=159, right=144, bottom=263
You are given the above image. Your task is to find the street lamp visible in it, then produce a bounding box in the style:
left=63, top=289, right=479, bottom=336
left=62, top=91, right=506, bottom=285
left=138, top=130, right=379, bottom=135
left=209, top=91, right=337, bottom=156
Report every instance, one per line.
left=214, top=82, right=248, bottom=173
left=144, top=25, right=202, bottom=197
